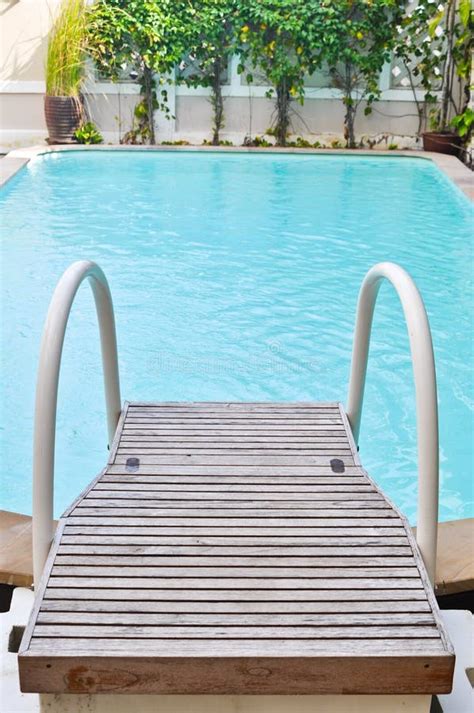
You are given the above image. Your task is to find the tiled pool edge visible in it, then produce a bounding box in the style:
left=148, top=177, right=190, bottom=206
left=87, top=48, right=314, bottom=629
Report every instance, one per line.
left=1, top=145, right=473, bottom=200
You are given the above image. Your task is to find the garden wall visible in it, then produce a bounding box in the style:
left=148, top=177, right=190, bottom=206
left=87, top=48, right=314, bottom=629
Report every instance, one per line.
left=0, top=0, right=431, bottom=150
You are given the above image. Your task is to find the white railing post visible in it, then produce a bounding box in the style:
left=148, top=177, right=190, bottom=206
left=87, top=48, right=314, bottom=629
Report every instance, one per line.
left=32, top=261, right=121, bottom=588
left=346, top=262, right=439, bottom=585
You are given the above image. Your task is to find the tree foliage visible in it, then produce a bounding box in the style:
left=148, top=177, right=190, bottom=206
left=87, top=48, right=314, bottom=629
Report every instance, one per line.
left=394, top=0, right=473, bottom=136
left=85, top=0, right=472, bottom=148
left=237, top=0, right=325, bottom=145
left=179, top=0, right=239, bottom=145
left=87, top=0, right=187, bottom=143
left=319, top=0, right=404, bottom=148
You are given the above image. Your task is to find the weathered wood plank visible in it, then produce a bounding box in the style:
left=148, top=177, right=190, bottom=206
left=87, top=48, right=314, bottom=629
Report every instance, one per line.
left=31, top=623, right=441, bottom=639
left=57, top=545, right=413, bottom=557
left=18, top=400, right=454, bottom=697
left=39, top=600, right=431, bottom=614
left=94, top=482, right=376, bottom=492
left=126, top=413, right=344, bottom=419
left=120, top=434, right=351, bottom=444
left=130, top=400, right=336, bottom=403
left=42, top=587, right=430, bottom=601
left=99, top=475, right=368, bottom=485
left=60, top=532, right=410, bottom=544
left=127, top=404, right=341, bottom=411
left=53, top=555, right=417, bottom=568
left=46, top=576, right=424, bottom=589
left=121, top=425, right=347, bottom=433
left=50, top=565, right=420, bottom=579
left=122, top=424, right=346, bottom=432
left=119, top=435, right=349, bottom=443
left=78, top=499, right=391, bottom=510
left=116, top=448, right=354, bottom=456
left=123, top=409, right=342, bottom=426
left=66, top=514, right=401, bottom=526
left=63, top=523, right=406, bottom=534
left=106, top=465, right=362, bottom=475
left=19, top=651, right=454, bottom=696
left=36, top=612, right=436, bottom=627
left=113, top=455, right=356, bottom=466
left=81, top=487, right=383, bottom=500
left=24, top=637, right=448, bottom=656
left=130, top=405, right=341, bottom=409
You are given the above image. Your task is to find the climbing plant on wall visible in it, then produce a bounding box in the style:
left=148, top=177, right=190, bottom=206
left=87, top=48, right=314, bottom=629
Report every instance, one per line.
left=394, top=0, right=473, bottom=138
left=85, top=0, right=469, bottom=149
left=237, top=0, right=325, bottom=146
left=179, top=0, right=240, bottom=145
left=87, top=0, right=187, bottom=144
left=319, top=0, right=404, bottom=148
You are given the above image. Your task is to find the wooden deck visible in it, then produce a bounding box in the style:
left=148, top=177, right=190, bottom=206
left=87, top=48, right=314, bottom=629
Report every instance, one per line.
left=19, top=402, right=454, bottom=694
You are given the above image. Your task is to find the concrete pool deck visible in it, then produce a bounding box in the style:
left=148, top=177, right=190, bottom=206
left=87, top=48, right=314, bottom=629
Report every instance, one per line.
left=1, top=145, right=473, bottom=200
left=1, top=509, right=472, bottom=596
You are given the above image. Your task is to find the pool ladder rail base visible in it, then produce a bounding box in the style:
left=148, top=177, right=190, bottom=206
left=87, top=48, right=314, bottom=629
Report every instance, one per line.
left=18, top=261, right=455, bottom=695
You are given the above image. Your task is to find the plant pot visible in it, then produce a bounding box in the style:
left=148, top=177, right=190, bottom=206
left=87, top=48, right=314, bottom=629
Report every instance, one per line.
left=422, top=131, right=462, bottom=156
left=44, top=95, right=83, bottom=144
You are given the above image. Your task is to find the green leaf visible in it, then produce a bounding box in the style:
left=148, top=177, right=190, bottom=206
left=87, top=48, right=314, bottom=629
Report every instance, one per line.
left=428, top=11, right=443, bottom=39
left=459, top=0, right=471, bottom=28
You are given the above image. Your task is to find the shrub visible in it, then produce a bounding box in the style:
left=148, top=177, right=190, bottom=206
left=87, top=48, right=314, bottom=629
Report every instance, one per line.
left=74, top=121, right=103, bottom=144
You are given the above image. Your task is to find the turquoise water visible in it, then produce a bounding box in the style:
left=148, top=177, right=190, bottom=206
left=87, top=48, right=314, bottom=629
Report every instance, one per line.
left=0, top=150, right=472, bottom=522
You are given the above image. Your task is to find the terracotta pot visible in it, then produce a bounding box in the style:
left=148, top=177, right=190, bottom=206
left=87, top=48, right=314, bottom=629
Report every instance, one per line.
left=422, top=131, right=462, bottom=156
left=44, top=95, right=83, bottom=144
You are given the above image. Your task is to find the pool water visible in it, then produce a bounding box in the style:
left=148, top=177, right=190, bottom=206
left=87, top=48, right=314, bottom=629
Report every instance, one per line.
left=1, top=150, right=472, bottom=522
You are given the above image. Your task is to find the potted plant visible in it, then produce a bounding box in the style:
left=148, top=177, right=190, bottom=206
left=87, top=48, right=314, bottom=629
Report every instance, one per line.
left=422, top=111, right=463, bottom=155
left=44, top=0, right=87, bottom=144
left=420, top=0, right=472, bottom=155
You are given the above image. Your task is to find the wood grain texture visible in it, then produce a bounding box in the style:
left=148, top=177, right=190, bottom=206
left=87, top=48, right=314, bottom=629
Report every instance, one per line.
left=41, top=587, right=431, bottom=602
left=18, top=401, right=454, bottom=695
left=19, top=653, right=454, bottom=696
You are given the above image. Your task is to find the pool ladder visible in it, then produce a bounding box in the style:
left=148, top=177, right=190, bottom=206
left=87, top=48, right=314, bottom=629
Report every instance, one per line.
left=31, top=260, right=439, bottom=586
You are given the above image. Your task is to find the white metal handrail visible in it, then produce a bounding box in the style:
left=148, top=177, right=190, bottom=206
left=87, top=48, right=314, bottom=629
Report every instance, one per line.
left=32, top=260, right=121, bottom=587
left=346, top=262, right=439, bottom=584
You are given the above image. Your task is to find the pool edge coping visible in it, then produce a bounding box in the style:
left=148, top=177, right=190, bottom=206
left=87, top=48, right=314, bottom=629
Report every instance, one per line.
left=1, top=144, right=473, bottom=200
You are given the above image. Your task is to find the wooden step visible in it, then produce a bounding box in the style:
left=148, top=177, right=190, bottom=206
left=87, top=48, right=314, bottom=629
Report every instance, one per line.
left=18, top=402, right=454, bottom=695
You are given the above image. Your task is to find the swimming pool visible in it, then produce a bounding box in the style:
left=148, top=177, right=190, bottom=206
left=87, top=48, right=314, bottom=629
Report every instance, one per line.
left=1, top=150, right=472, bottom=522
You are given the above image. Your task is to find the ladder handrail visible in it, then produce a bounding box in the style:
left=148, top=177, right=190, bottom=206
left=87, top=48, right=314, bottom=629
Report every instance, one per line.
left=346, top=262, right=438, bottom=584
left=32, top=260, right=438, bottom=585
left=33, top=260, right=121, bottom=587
